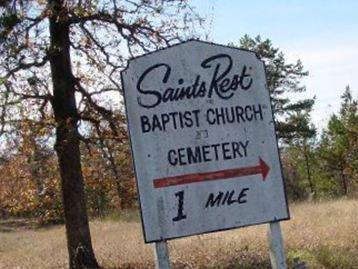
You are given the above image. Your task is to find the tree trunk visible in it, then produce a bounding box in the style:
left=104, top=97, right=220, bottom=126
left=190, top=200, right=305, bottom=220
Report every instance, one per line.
left=98, top=139, right=128, bottom=209
left=303, top=146, right=314, bottom=196
left=340, top=162, right=348, bottom=196
left=103, top=143, right=126, bottom=209
left=48, top=1, right=99, bottom=268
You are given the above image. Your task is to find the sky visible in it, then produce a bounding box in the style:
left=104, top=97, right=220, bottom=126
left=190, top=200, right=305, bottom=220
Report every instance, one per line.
left=192, top=0, right=358, bottom=130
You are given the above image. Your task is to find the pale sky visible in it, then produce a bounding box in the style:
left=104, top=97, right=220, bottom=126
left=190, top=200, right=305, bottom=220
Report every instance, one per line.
left=192, top=0, right=358, bottom=130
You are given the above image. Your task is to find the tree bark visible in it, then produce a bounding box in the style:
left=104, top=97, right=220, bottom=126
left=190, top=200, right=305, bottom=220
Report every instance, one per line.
left=48, top=1, right=99, bottom=268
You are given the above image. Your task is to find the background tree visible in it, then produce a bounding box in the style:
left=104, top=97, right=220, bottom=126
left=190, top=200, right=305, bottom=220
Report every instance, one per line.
left=318, top=86, right=358, bottom=196
left=0, top=1, right=201, bottom=268
left=0, top=111, right=134, bottom=222
left=237, top=35, right=315, bottom=142
left=0, top=118, right=62, bottom=222
left=281, top=113, right=317, bottom=199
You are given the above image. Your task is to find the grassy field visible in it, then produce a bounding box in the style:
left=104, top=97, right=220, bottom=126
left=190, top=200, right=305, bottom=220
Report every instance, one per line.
left=0, top=199, right=357, bottom=269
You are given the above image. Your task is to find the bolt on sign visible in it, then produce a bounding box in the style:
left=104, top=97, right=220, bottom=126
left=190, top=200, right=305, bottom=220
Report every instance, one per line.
left=121, top=40, right=290, bottom=243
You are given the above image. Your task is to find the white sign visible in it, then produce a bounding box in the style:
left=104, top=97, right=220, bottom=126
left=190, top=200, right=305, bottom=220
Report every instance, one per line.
left=121, top=40, right=289, bottom=243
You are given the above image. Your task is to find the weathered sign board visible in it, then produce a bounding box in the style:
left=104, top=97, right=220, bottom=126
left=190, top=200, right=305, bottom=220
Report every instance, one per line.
left=121, top=40, right=290, bottom=243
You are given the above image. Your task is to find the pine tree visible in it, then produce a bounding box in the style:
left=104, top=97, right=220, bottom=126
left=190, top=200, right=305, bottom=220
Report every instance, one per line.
left=319, top=86, right=358, bottom=196
left=238, top=35, right=315, bottom=142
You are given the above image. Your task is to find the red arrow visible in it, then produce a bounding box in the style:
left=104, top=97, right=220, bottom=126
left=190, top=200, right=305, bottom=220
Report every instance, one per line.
left=153, top=157, right=270, bottom=188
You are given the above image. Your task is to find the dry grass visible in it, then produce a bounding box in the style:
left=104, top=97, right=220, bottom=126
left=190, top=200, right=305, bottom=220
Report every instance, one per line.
left=0, top=199, right=357, bottom=269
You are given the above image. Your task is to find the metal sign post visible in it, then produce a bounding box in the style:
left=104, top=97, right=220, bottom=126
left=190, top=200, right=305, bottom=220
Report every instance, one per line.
left=268, top=222, right=287, bottom=269
left=154, top=241, right=171, bottom=269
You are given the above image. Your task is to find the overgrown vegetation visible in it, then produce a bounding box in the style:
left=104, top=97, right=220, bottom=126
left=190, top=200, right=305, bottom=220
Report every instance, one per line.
left=0, top=199, right=357, bottom=269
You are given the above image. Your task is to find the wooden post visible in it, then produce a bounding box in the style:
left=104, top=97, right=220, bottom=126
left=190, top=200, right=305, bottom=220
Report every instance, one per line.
left=154, top=241, right=171, bottom=269
left=267, top=221, right=287, bottom=269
